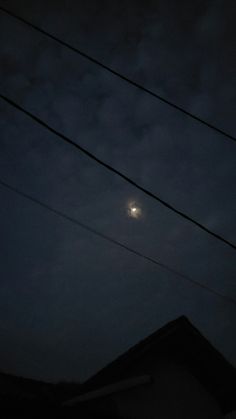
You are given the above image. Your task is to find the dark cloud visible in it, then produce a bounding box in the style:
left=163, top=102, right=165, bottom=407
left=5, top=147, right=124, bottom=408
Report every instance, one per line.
left=0, top=0, right=235, bottom=382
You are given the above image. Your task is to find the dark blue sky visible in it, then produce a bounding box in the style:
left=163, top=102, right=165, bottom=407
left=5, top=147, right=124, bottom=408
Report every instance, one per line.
left=0, top=0, right=235, bottom=382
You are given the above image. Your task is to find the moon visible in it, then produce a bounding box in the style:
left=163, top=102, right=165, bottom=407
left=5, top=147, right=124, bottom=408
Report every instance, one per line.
left=127, top=201, right=142, bottom=219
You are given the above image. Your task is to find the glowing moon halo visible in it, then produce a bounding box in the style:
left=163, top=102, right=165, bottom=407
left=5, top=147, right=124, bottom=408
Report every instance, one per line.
left=127, top=202, right=142, bottom=219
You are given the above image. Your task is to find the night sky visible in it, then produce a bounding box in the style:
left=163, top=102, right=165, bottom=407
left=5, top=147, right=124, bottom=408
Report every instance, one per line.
left=0, top=0, right=235, bottom=383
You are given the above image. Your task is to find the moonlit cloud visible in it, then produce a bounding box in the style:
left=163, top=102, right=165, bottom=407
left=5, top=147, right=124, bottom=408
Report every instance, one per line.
left=127, top=201, right=142, bottom=219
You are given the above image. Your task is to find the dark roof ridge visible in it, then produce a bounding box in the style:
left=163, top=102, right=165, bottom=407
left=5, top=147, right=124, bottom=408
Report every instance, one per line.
left=84, top=316, right=192, bottom=386
left=82, top=316, right=236, bottom=414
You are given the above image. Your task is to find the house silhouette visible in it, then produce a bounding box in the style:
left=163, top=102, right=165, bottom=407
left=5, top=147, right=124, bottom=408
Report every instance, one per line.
left=0, top=316, right=235, bottom=418
left=64, top=316, right=236, bottom=418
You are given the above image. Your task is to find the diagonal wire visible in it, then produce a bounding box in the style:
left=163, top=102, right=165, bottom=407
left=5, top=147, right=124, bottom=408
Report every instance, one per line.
left=1, top=92, right=236, bottom=251
left=0, top=5, right=235, bottom=144
left=0, top=177, right=235, bottom=306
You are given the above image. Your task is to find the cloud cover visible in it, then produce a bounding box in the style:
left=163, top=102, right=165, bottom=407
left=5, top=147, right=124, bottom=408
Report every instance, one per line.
left=0, top=0, right=235, bottom=381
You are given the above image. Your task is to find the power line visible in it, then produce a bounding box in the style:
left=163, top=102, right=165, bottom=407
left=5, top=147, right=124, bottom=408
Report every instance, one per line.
left=0, top=5, right=235, bottom=144
left=0, top=177, right=235, bottom=306
left=1, top=92, right=236, bottom=252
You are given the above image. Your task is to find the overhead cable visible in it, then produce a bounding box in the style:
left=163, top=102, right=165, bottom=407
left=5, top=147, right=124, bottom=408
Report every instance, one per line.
left=1, top=92, right=236, bottom=251
left=0, top=5, right=235, bottom=144
left=1, top=177, right=235, bottom=306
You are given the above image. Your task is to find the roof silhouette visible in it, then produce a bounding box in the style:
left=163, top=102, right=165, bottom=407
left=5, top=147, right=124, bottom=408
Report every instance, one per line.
left=81, top=316, right=236, bottom=414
